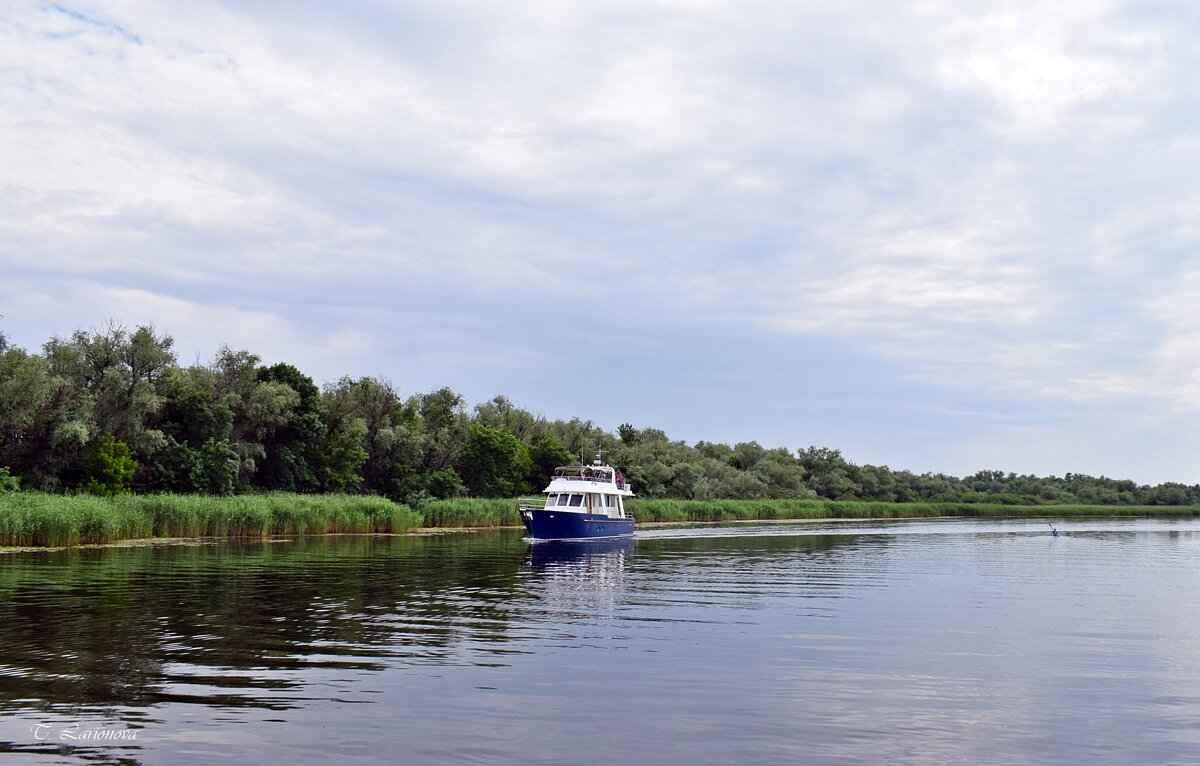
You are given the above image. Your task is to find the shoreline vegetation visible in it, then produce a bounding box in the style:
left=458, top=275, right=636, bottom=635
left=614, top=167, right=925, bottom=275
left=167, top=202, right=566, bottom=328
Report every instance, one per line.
left=1, top=493, right=421, bottom=548
left=3, top=493, right=1196, bottom=548
left=3, top=323, right=1199, bottom=549
left=2, top=324, right=1199, bottom=515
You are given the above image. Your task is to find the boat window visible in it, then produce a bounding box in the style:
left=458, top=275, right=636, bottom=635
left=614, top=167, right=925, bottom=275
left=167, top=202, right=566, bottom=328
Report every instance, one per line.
left=568, top=494, right=584, bottom=507
left=556, top=494, right=570, bottom=507
left=604, top=495, right=615, bottom=507
left=545, top=494, right=557, bottom=506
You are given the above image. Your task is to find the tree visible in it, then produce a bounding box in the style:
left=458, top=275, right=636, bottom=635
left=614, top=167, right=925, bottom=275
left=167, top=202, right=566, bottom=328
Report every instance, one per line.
left=475, top=395, right=538, bottom=439
left=252, top=363, right=326, bottom=492
left=526, top=433, right=572, bottom=491
left=195, top=438, right=240, bottom=496
left=797, top=446, right=859, bottom=499
left=159, top=373, right=233, bottom=449
left=316, top=379, right=371, bottom=493
left=43, top=323, right=175, bottom=455
left=1148, top=483, right=1190, bottom=506
left=425, top=467, right=464, bottom=499
left=617, top=423, right=640, bottom=445
left=143, top=438, right=201, bottom=493
left=753, top=448, right=811, bottom=498
left=458, top=423, right=532, bottom=497
left=0, top=343, right=54, bottom=474
left=416, top=387, right=468, bottom=472
left=81, top=435, right=136, bottom=496
left=0, top=337, right=92, bottom=490
left=192, top=346, right=263, bottom=487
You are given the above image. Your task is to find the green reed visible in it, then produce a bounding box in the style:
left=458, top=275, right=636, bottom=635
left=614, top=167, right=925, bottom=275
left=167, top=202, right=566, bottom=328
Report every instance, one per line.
left=4, top=493, right=1194, bottom=547
left=407, top=496, right=1197, bottom=529
left=420, top=498, right=521, bottom=528
left=628, top=498, right=1199, bottom=522
left=0, top=492, right=421, bottom=547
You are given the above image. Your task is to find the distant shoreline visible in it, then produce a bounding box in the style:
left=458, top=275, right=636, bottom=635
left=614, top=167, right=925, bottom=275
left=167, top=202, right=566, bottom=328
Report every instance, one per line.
left=3, top=492, right=1196, bottom=549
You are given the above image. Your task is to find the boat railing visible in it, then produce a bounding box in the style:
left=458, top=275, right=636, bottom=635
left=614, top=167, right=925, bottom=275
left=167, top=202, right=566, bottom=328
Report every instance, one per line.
left=518, top=496, right=547, bottom=510
left=551, top=474, right=629, bottom=490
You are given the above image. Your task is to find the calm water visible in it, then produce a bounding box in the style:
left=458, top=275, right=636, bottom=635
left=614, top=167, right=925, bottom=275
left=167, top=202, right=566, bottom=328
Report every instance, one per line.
left=3, top=518, right=1200, bottom=765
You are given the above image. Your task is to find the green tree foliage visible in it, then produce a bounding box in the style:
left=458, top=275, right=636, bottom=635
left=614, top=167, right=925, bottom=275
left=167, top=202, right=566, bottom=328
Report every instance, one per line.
left=140, top=364, right=241, bottom=495
left=1, top=324, right=1198, bottom=506
left=526, top=433, right=572, bottom=490
left=416, top=387, right=468, bottom=471
left=81, top=435, right=136, bottom=496
left=195, top=438, right=241, bottom=496
left=475, top=395, right=538, bottom=439
left=1148, top=483, right=1191, bottom=506
left=43, top=323, right=175, bottom=455
left=425, top=467, right=465, bottom=500
left=318, top=380, right=369, bottom=493
left=0, top=343, right=55, bottom=480
left=338, top=377, right=423, bottom=501
left=797, top=447, right=859, bottom=499
left=142, top=437, right=240, bottom=496
left=205, top=346, right=267, bottom=485
left=0, top=466, right=19, bottom=492
left=252, top=363, right=325, bottom=492
left=618, top=422, right=640, bottom=445
left=458, top=423, right=532, bottom=497
left=144, top=438, right=200, bottom=493
left=159, top=374, right=233, bottom=449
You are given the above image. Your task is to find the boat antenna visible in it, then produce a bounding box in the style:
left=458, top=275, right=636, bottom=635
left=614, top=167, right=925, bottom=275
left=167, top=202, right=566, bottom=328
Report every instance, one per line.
left=595, top=444, right=605, bottom=465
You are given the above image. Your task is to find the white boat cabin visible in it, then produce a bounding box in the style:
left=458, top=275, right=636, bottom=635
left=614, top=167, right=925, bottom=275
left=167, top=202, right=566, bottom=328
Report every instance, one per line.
left=538, top=463, right=634, bottom=519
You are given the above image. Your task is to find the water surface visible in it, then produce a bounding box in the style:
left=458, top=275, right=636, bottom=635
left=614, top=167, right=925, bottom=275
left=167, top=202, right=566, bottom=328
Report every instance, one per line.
left=3, top=518, right=1200, bottom=764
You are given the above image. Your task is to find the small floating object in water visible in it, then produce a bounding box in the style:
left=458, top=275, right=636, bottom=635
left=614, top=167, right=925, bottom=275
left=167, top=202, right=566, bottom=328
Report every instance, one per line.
left=1048, top=523, right=1059, bottom=537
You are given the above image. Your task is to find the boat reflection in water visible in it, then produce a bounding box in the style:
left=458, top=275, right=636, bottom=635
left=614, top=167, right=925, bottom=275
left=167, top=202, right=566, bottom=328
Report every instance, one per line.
left=523, top=537, right=636, bottom=571
left=521, top=538, right=635, bottom=614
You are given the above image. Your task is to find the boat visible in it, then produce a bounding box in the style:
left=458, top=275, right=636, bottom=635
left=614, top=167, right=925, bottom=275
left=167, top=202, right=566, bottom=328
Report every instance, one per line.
left=518, top=452, right=635, bottom=540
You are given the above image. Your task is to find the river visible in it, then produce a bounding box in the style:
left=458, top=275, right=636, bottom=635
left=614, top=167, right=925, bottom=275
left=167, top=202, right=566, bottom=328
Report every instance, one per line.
left=2, top=518, right=1199, bottom=765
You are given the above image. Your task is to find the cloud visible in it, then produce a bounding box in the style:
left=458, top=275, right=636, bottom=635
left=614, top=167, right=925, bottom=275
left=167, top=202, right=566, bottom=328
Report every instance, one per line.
left=1, top=0, right=1199, bottom=481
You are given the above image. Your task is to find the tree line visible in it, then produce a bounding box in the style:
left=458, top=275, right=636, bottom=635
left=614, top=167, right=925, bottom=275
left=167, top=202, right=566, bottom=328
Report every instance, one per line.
left=1, top=324, right=1196, bottom=506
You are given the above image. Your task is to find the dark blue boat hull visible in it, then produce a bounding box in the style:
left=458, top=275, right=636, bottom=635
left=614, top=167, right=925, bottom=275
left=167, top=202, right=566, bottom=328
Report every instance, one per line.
left=520, top=508, right=635, bottom=540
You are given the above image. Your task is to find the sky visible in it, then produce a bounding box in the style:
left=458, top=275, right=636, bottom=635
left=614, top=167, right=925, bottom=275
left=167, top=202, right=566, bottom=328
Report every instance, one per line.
left=1, top=1, right=1198, bottom=485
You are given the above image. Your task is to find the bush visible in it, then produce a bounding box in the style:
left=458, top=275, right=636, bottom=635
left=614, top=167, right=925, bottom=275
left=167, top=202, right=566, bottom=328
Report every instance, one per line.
left=0, top=466, right=19, bottom=492
left=80, top=436, right=137, bottom=496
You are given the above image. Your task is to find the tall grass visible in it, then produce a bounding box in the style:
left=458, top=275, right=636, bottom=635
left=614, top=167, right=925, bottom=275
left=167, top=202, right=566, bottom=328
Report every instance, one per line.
left=628, top=498, right=1199, bottom=522
left=0, top=493, right=420, bottom=547
left=420, top=498, right=520, bottom=528
left=414, top=496, right=1199, bottom=529
left=3, top=493, right=1195, bottom=547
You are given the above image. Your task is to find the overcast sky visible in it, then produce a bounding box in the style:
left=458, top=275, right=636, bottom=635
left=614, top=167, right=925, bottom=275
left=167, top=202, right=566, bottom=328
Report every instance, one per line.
left=2, top=1, right=1198, bottom=484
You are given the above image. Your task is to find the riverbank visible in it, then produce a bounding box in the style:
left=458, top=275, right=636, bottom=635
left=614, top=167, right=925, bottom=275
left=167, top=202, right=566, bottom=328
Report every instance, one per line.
left=421, top=496, right=1200, bottom=527
left=0, top=492, right=421, bottom=547
left=3, top=493, right=1196, bottom=548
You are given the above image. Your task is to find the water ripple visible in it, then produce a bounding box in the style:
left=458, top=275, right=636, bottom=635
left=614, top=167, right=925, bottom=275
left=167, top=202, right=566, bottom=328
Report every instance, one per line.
left=3, top=521, right=1200, bottom=764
